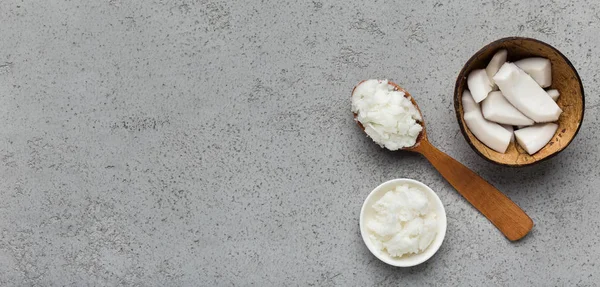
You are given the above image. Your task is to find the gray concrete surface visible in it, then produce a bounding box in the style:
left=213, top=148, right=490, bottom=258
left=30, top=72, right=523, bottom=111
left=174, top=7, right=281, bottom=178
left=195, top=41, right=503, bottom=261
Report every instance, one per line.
left=1, top=0, right=599, bottom=285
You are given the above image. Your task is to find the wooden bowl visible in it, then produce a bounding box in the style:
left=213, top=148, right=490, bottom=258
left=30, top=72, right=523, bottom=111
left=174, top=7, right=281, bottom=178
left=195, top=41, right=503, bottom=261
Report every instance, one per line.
left=454, top=37, right=584, bottom=167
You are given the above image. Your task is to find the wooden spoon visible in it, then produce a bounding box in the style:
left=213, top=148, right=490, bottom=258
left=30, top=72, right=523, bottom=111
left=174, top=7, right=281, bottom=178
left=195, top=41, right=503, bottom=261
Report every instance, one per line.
left=353, top=80, right=533, bottom=241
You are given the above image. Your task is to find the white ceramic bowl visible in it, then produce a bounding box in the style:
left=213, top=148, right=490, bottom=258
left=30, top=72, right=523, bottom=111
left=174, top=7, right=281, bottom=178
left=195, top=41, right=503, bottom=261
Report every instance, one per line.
left=360, top=178, right=447, bottom=267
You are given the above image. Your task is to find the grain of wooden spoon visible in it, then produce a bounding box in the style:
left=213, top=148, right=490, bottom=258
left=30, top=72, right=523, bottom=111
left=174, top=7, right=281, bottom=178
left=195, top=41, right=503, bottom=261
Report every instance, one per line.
left=353, top=80, right=533, bottom=241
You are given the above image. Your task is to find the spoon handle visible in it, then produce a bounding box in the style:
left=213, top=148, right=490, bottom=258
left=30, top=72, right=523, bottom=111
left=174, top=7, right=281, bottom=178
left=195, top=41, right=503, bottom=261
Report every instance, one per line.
left=414, top=140, right=533, bottom=241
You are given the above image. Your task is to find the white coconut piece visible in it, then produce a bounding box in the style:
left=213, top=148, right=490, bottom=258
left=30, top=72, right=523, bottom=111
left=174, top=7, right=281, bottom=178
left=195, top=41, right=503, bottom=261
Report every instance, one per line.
left=546, top=89, right=560, bottom=101
left=485, top=49, right=508, bottom=90
left=514, top=123, right=559, bottom=155
left=493, top=63, right=562, bottom=122
left=461, top=90, right=479, bottom=113
left=462, top=91, right=512, bottom=153
left=501, top=124, right=515, bottom=142
left=467, top=69, right=492, bottom=103
left=481, top=91, right=534, bottom=126
left=514, top=57, right=552, bottom=88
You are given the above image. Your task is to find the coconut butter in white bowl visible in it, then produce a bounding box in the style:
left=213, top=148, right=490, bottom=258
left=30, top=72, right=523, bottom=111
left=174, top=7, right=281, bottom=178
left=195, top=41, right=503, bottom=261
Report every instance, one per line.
left=360, top=178, right=447, bottom=267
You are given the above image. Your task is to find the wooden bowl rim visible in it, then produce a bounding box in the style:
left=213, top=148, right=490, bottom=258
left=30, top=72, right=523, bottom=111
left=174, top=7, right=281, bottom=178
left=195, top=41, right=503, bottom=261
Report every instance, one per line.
left=453, top=37, right=585, bottom=167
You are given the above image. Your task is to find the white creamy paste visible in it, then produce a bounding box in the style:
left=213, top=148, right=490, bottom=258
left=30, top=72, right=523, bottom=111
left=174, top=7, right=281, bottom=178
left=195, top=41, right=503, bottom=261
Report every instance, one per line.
left=367, top=184, right=438, bottom=258
left=351, top=79, right=423, bottom=150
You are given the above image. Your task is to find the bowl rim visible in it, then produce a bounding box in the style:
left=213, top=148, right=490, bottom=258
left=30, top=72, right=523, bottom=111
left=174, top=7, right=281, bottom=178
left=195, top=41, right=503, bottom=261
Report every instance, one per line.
left=453, top=36, right=585, bottom=167
left=359, top=178, right=447, bottom=267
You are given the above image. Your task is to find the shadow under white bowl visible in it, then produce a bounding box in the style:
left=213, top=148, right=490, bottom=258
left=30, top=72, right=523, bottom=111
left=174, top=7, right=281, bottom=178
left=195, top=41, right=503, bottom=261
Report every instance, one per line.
left=360, top=178, right=447, bottom=267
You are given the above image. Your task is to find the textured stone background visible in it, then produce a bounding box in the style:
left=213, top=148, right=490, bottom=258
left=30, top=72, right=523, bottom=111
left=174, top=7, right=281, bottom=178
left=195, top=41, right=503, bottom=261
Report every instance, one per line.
left=1, top=0, right=599, bottom=285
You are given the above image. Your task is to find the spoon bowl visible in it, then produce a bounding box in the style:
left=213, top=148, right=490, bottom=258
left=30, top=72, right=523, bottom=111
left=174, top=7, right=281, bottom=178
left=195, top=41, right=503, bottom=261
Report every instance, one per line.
left=352, top=81, right=428, bottom=150
left=352, top=80, right=533, bottom=241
